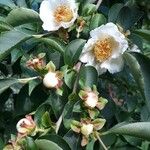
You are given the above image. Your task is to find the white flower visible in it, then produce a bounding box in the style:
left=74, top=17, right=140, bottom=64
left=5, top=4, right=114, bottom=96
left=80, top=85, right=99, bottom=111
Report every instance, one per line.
left=81, top=123, right=94, bottom=136
left=16, top=115, right=35, bottom=134
left=80, top=23, right=128, bottom=74
left=85, top=92, right=98, bottom=108
left=43, top=72, right=59, bottom=88
left=39, top=0, right=78, bottom=31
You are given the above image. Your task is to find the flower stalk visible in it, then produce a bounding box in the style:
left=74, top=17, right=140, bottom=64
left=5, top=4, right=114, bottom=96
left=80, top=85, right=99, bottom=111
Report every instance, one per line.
left=96, top=0, right=103, bottom=10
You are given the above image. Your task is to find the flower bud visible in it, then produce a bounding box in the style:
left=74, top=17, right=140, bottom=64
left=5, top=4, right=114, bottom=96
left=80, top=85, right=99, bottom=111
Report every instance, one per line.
left=43, top=71, right=63, bottom=89
left=85, top=92, right=98, bottom=108
left=27, top=57, right=45, bottom=70
left=16, top=115, right=35, bottom=135
left=79, top=90, right=99, bottom=108
left=81, top=123, right=94, bottom=136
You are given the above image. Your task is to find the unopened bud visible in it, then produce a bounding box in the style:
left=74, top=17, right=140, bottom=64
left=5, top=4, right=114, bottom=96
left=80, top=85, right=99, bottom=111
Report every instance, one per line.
left=16, top=115, right=35, bottom=135
left=81, top=123, right=93, bottom=136
left=43, top=71, right=63, bottom=89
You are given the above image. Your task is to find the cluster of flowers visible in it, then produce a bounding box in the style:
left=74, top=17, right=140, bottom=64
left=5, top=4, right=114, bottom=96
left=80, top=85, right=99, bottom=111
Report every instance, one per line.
left=4, top=0, right=141, bottom=149
left=71, top=86, right=108, bottom=146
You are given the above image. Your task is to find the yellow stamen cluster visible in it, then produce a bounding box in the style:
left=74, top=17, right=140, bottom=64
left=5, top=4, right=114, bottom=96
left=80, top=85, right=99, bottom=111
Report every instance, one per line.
left=54, top=5, right=73, bottom=23
left=93, top=38, right=113, bottom=62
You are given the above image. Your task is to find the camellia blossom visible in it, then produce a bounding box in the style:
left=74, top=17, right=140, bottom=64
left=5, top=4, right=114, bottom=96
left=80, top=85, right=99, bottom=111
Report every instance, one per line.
left=80, top=23, right=128, bottom=74
left=16, top=115, right=36, bottom=135
left=39, top=0, right=78, bottom=31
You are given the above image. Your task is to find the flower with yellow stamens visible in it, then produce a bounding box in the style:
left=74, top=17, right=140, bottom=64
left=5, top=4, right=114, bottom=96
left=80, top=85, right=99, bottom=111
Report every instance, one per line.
left=80, top=23, right=128, bottom=74
left=39, top=0, right=78, bottom=31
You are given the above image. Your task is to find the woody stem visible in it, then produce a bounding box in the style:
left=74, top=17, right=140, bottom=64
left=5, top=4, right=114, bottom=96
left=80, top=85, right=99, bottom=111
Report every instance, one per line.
left=56, top=114, right=63, bottom=134
left=96, top=0, right=103, bottom=10
left=73, top=62, right=82, bottom=93
left=96, top=133, right=108, bottom=150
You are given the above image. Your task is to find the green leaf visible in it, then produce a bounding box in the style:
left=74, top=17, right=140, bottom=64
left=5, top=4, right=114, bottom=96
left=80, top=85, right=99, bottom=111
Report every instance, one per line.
left=63, top=130, right=81, bottom=150
left=0, top=21, right=13, bottom=32
left=64, top=69, right=77, bottom=89
left=47, top=91, right=65, bottom=118
left=79, top=66, right=98, bottom=88
left=38, top=37, right=66, bottom=54
left=0, top=138, right=4, bottom=150
left=0, top=0, right=16, bottom=8
left=35, top=139, right=63, bottom=150
left=14, top=84, right=31, bottom=116
left=63, top=94, right=79, bottom=129
left=25, top=137, right=38, bottom=150
left=0, top=78, right=18, bottom=94
left=64, top=39, right=86, bottom=66
left=108, top=3, right=124, bottom=22
left=108, top=122, right=150, bottom=141
left=82, top=3, right=96, bottom=16
left=134, top=29, right=150, bottom=42
left=117, top=6, right=143, bottom=30
left=16, top=0, right=28, bottom=8
left=38, top=135, right=71, bottom=150
left=34, top=104, right=51, bottom=128
left=132, top=53, right=150, bottom=111
left=90, top=13, right=106, bottom=31
left=86, top=139, right=95, bottom=150
left=124, top=52, right=144, bottom=98
left=0, top=30, right=31, bottom=61
left=6, top=7, right=40, bottom=27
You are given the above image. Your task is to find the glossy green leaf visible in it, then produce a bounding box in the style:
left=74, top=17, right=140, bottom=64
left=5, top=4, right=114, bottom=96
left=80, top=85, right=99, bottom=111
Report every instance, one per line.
left=6, top=7, right=40, bottom=27
left=64, top=39, right=86, bottom=66
left=108, top=122, right=150, bottom=141
left=132, top=53, right=150, bottom=111
left=64, top=69, right=77, bottom=89
left=63, top=94, right=79, bottom=129
left=108, top=3, right=124, bottom=22
left=16, top=0, right=28, bottom=7
left=38, top=37, right=66, bottom=54
left=90, top=13, right=106, bottom=31
left=47, top=91, right=65, bottom=118
left=0, top=0, right=16, bottom=8
left=35, top=139, right=63, bottom=150
left=117, top=6, right=143, bottom=30
left=86, top=139, right=95, bottom=150
left=34, top=104, right=51, bottom=128
left=79, top=66, right=98, bottom=88
left=0, top=78, right=18, bottom=94
left=63, top=130, right=81, bottom=150
left=124, top=52, right=144, bottom=98
left=82, top=3, right=96, bottom=16
left=134, top=29, right=150, bottom=42
left=25, top=137, right=38, bottom=150
left=0, top=30, right=31, bottom=61
left=0, top=21, right=13, bottom=32
left=38, top=134, right=71, bottom=150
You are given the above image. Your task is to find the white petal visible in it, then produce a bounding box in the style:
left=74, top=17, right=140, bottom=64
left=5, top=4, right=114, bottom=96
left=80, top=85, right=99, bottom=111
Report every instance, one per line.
left=39, top=0, right=54, bottom=22
left=95, top=64, right=107, bottom=75
left=42, top=22, right=60, bottom=31
left=90, top=22, right=128, bottom=55
left=82, top=38, right=97, bottom=53
left=80, top=51, right=94, bottom=63
left=101, top=56, right=124, bottom=74
left=39, top=0, right=78, bottom=31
